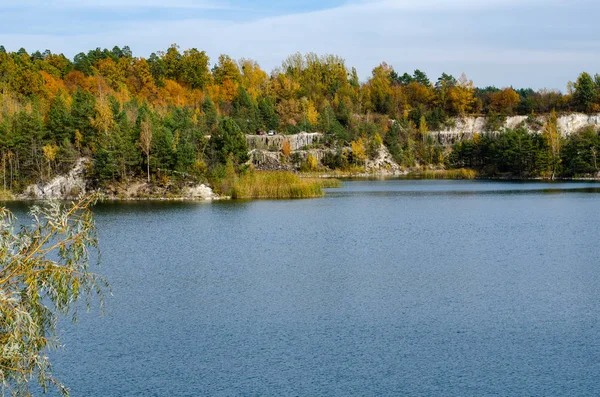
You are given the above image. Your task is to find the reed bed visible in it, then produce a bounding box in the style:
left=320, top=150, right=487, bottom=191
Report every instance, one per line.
left=411, top=168, right=478, bottom=180
left=224, top=171, right=342, bottom=199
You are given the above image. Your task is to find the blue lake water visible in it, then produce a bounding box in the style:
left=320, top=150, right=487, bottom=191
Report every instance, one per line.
left=9, top=180, right=600, bottom=396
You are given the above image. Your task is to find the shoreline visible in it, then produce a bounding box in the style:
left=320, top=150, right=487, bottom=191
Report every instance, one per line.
left=2, top=175, right=600, bottom=203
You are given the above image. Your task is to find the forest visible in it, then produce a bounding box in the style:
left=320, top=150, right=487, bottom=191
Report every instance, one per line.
left=1, top=44, right=600, bottom=195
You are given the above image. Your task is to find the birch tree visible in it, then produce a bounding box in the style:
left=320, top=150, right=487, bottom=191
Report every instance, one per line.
left=139, top=120, right=153, bottom=182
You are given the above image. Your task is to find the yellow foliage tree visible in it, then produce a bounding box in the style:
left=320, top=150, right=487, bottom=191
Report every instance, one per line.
left=95, top=58, right=126, bottom=91
left=91, top=98, right=116, bottom=138
left=40, top=71, right=66, bottom=98
left=351, top=138, right=367, bottom=165
left=272, top=73, right=300, bottom=100
left=405, top=82, right=432, bottom=110
left=282, top=140, right=292, bottom=157
left=42, top=143, right=59, bottom=179
left=449, top=73, right=475, bottom=115
left=159, top=80, right=187, bottom=107
left=139, top=119, right=153, bottom=182
left=543, top=109, right=561, bottom=180
left=300, top=98, right=319, bottom=126
left=368, top=62, right=393, bottom=113
left=419, top=115, right=428, bottom=143
left=239, top=58, right=269, bottom=99
left=307, top=154, right=318, bottom=170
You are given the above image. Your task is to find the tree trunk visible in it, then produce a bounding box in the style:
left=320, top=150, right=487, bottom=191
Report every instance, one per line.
left=147, top=153, right=150, bottom=183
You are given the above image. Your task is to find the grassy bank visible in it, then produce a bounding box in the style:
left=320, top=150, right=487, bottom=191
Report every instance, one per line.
left=408, top=168, right=478, bottom=180
left=218, top=171, right=341, bottom=199
left=0, top=189, right=14, bottom=200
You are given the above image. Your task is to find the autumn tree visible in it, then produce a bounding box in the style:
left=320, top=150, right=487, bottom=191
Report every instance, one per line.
left=306, top=153, right=318, bottom=170
left=368, top=63, right=393, bottom=114
left=300, top=97, right=319, bottom=128
left=449, top=73, right=475, bottom=115
left=542, top=109, right=561, bottom=179
left=42, top=143, right=59, bottom=178
left=418, top=115, right=428, bottom=143
left=91, top=96, right=116, bottom=140
left=239, top=59, right=269, bottom=99
left=350, top=138, right=367, bottom=166
left=129, top=59, right=155, bottom=100
left=488, top=88, right=520, bottom=115
left=282, top=140, right=292, bottom=157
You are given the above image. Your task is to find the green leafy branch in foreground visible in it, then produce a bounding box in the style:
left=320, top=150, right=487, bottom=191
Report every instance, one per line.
left=0, top=195, right=108, bottom=396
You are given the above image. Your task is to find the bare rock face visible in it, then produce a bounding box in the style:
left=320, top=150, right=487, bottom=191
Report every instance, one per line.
left=431, top=113, right=600, bottom=144
left=22, top=158, right=89, bottom=200
left=557, top=114, right=600, bottom=134
left=249, top=150, right=293, bottom=171
left=291, top=149, right=335, bottom=164
left=365, top=146, right=401, bottom=173
left=246, top=132, right=323, bottom=151
left=104, top=180, right=219, bottom=200
left=432, top=117, right=487, bottom=145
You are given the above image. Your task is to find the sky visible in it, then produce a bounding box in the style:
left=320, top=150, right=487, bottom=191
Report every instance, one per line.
left=0, top=0, right=599, bottom=90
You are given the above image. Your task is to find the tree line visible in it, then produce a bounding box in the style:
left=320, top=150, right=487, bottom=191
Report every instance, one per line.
left=1, top=44, right=600, bottom=190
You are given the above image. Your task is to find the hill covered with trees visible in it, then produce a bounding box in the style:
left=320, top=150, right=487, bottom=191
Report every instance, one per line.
left=1, top=44, right=600, bottom=196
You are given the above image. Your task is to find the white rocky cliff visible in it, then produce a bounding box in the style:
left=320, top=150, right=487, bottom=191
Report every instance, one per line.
left=246, top=132, right=323, bottom=151
left=22, top=158, right=89, bottom=200
left=431, top=113, right=600, bottom=144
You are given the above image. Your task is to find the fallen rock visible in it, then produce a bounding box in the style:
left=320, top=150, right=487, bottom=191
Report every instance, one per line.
left=183, top=184, right=218, bottom=200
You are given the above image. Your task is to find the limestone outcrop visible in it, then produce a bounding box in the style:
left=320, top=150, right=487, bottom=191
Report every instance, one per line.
left=21, top=158, right=89, bottom=200
left=246, top=132, right=323, bottom=151
left=431, top=113, right=600, bottom=144
left=248, top=150, right=293, bottom=171
left=181, top=184, right=218, bottom=200
left=103, top=181, right=219, bottom=200
left=365, top=146, right=402, bottom=173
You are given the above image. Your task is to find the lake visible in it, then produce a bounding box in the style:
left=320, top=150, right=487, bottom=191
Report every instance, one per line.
left=10, top=180, right=600, bottom=396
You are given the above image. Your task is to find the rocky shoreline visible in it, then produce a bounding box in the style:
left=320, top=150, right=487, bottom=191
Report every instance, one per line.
left=9, top=158, right=222, bottom=202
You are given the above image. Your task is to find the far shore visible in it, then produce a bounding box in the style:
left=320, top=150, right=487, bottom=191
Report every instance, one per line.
left=3, top=173, right=600, bottom=203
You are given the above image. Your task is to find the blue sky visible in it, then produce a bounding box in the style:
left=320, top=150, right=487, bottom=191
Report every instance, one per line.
left=1, top=0, right=599, bottom=90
